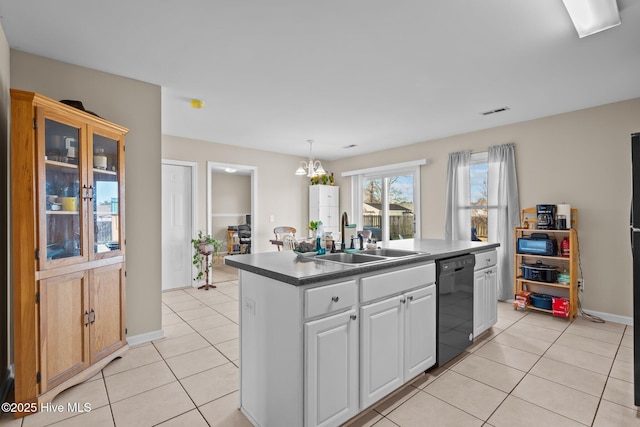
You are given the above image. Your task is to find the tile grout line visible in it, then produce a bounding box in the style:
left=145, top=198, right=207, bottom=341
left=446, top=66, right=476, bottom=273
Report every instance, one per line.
left=588, top=324, right=630, bottom=426
left=160, top=284, right=241, bottom=420
left=104, top=284, right=237, bottom=425
left=459, top=309, right=578, bottom=424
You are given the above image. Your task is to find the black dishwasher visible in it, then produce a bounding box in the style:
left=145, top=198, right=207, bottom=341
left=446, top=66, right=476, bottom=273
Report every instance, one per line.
left=436, top=254, right=475, bottom=366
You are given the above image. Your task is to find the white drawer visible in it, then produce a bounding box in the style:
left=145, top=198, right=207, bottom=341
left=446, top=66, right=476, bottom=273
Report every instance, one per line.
left=360, top=263, right=435, bottom=303
left=474, top=250, right=497, bottom=270
left=305, top=280, right=357, bottom=319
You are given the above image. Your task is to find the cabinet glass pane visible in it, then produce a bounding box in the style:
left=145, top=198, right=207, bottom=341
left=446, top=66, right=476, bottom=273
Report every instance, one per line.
left=44, top=119, right=82, bottom=260
left=93, top=134, right=120, bottom=254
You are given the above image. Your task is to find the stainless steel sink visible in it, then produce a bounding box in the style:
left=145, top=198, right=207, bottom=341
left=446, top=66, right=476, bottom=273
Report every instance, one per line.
left=360, top=248, right=422, bottom=257
left=315, top=253, right=387, bottom=264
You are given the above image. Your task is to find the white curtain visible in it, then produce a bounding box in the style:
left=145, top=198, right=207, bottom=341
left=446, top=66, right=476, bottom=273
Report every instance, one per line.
left=488, top=143, right=520, bottom=301
left=445, top=151, right=471, bottom=241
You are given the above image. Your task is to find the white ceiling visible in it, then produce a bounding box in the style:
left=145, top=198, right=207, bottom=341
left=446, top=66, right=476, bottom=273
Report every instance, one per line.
left=1, top=1, right=639, bottom=161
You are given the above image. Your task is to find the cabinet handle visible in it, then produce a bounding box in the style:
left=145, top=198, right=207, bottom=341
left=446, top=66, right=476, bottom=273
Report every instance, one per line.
left=82, top=185, right=88, bottom=200
left=90, top=308, right=96, bottom=324
left=408, top=296, right=414, bottom=301
left=88, top=185, right=94, bottom=201
left=350, top=314, right=357, bottom=320
left=401, top=298, right=406, bottom=304
left=331, top=296, right=339, bottom=303
left=84, top=310, right=90, bottom=327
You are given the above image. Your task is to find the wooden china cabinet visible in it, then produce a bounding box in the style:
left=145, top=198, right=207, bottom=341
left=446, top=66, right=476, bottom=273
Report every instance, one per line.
left=10, top=90, right=129, bottom=415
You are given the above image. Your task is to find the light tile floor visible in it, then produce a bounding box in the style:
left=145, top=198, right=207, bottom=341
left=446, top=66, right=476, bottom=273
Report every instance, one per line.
left=1, top=264, right=638, bottom=426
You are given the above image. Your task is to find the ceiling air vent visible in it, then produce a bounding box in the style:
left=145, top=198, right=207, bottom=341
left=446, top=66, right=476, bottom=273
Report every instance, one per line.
left=481, top=107, right=510, bottom=116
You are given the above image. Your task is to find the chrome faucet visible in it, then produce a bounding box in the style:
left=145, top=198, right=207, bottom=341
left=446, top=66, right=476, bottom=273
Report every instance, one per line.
left=341, top=212, right=349, bottom=250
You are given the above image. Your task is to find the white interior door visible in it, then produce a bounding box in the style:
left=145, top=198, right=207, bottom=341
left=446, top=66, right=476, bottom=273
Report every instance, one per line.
left=162, top=163, right=193, bottom=290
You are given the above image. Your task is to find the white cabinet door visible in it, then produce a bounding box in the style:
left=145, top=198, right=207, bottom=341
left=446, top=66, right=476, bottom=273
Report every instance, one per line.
left=404, top=285, right=436, bottom=380
left=316, top=185, right=339, bottom=207
left=317, top=207, right=338, bottom=229
left=474, top=267, right=498, bottom=337
left=473, top=269, right=487, bottom=337
left=360, top=295, right=403, bottom=409
left=310, top=186, right=340, bottom=234
left=485, top=268, right=498, bottom=329
left=305, top=309, right=358, bottom=427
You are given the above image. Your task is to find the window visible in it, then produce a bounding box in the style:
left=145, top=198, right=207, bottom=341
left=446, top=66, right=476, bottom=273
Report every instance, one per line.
left=344, top=160, right=426, bottom=245
left=362, top=174, right=415, bottom=241
left=470, top=152, right=488, bottom=242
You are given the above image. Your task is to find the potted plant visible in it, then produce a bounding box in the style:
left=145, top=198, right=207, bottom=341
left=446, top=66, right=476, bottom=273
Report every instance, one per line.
left=191, top=230, right=223, bottom=282
left=307, top=220, right=319, bottom=238
left=309, top=173, right=334, bottom=186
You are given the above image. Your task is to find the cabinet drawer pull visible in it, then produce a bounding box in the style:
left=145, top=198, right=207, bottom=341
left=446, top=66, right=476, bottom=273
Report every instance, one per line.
left=84, top=310, right=90, bottom=327
left=331, top=296, right=339, bottom=303
left=350, top=314, right=357, bottom=320
left=90, top=308, right=96, bottom=324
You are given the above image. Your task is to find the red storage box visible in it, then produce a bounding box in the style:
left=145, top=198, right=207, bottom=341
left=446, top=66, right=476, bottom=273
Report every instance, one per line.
left=552, top=297, right=570, bottom=317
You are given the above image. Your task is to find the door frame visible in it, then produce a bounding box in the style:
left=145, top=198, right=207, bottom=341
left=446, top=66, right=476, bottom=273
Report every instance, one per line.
left=161, top=159, right=198, bottom=287
left=207, top=161, right=258, bottom=251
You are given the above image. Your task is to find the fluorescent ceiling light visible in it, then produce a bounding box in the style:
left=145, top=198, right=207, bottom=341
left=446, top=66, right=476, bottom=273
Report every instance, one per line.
left=562, top=0, right=621, bottom=38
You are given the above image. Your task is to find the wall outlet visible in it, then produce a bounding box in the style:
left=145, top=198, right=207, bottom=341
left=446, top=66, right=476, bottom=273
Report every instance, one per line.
left=578, top=278, right=584, bottom=291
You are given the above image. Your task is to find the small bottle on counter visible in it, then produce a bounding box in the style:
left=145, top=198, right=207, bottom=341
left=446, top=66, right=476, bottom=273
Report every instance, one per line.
left=316, top=221, right=326, bottom=255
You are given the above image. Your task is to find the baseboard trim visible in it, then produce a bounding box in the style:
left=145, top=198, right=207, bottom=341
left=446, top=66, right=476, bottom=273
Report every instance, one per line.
left=503, top=299, right=632, bottom=326
left=1, top=365, right=14, bottom=403
left=126, top=329, right=165, bottom=347
left=580, top=309, right=633, bottom=326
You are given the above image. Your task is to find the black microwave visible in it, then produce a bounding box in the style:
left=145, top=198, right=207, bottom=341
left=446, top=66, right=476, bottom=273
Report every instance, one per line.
left=517, top=237, right=556, bottom=256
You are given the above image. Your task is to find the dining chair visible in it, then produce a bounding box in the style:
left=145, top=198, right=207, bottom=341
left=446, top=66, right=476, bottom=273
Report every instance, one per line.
left=273, top=226, right=296, bottom=251
left=282, top=234, right=296, bottom=251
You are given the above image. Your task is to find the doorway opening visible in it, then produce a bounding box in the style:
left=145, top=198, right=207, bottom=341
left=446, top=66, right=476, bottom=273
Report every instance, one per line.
left=207, top=162, right=257, bottom=256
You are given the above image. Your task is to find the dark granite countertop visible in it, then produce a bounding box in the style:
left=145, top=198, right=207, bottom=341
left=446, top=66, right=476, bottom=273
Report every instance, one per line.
left=224, top=239, right=499, bottom=286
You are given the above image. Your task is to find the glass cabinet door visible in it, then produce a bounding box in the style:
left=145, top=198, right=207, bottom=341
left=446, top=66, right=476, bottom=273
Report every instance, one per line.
left=91, top=131, right=122, bottom=257
left=43, top=118, right=84, bottom=263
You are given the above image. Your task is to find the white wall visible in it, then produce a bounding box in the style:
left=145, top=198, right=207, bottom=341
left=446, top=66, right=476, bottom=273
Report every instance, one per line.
left=330, top=98, right=640, bottom=318
left=9, top=51, right=162, bottom=338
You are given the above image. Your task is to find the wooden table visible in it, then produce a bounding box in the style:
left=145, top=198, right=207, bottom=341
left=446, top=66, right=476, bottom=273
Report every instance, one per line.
left=269, top=240, right=283, bottom=250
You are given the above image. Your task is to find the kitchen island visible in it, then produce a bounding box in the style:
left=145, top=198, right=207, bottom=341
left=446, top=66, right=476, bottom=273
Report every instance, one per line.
left=225, top=239, right=499, bottom=427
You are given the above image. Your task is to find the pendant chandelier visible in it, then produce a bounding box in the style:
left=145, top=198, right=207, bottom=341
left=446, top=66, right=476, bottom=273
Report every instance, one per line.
left=295, top=140, right=326, bottom=177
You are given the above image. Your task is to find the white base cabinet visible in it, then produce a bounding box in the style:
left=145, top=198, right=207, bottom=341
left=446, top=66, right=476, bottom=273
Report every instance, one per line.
left=404, top=286, right=437, bottom=379
left=360, top=285, right=436, bottom=409
left=239, top=261, right=436, bottom=427
left=361, top=295, right=404, bottom=407
left=305, top=309, right=358, bottom=427
left=473, top=250, right=498, bottom=337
